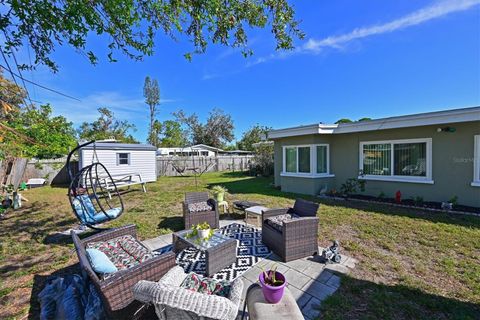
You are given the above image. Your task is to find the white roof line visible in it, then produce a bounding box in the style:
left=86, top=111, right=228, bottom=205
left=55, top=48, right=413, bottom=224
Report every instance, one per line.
left=268, top=106, right=480, bottom=139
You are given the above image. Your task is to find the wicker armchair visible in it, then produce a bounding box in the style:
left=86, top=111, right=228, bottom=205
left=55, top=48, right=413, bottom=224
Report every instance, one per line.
left=71, top=224, right=176, bottom=313
left=133, top=266, right=243, bottom=320
left=183, top=192, right=219, bottom=229
left=262, top=199, right=319, bottom=262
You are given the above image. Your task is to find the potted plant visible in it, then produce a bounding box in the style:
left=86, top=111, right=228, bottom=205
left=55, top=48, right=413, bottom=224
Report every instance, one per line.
left=259, top=265, right=286, bottom=303
left=211, top=185, right=227, bottom=203
left=195, top=222, right=211, bottom=239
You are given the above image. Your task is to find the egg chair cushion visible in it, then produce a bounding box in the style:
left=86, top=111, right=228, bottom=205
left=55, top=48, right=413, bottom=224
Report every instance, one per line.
left=72, top=195, right=121, bottom=225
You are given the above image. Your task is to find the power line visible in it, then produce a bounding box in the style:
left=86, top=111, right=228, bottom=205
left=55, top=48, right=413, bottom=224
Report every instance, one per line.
left=0, top=50, right=21, bottom=89
left=0, top=64, right=81, bottom=102
left=0, top=49, right=31, bottom=110
left=0, top=85, right=43, bottom=104
left=2, top=30, right=34, bottom=106
left=9, top=47, right=34, bottom=106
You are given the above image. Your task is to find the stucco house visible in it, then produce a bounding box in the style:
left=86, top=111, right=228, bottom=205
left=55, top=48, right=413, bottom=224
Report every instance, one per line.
left=268, top=106, right=480, bottom=208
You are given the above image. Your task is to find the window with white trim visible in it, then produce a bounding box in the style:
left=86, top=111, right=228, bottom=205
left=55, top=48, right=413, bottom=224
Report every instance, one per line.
left=282, top=144, right=331, bottom=177
left=117, top=153, right=130, bottom=165
left=316, top=145, right=328, bottom=174
left=473, top=135, right=480, bottom=186
left=359, top=138, right=432, bottom=183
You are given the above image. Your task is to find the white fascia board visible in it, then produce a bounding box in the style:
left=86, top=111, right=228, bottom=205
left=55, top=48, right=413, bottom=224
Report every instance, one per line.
left=334, top=106, right=480, bottom=134
left=268, top=106, right=480, bottom=138
left=268, top=124, right=337, bottom=139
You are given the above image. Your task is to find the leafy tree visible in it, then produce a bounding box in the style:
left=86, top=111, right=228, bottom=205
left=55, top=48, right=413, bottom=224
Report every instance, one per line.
left=0, top=70, right=26, bottom=116
left=335, top=118, right=353, bottom=124
left=8, top=105, right=77, bottom=159
left=250, top=142, right=274, bottom=177
left=78, top=107, right=137, bottom=143
left=1, top=1, right=303, bottom=72
left=237, top=124, right=271, bottom=151
left=358, top=117, right=372, bottom=122
left=174, top=108, right=234, bottom=149
left=148, top=120, right=163, bottom=148
left=1, top=71, right=75, bottom=159
left=223, top=144, right=238, bottom=151
left=159, top=120, right=188, bottom=147
left=144, top=76, right=160, bottom=146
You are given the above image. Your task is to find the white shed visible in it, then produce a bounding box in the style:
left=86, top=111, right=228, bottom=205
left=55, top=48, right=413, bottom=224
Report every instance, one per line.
left=79, top=142, right=157, bottom=184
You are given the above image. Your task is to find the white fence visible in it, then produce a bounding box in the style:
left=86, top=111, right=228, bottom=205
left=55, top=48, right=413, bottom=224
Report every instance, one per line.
left=156, top=155, right=254, bottom=176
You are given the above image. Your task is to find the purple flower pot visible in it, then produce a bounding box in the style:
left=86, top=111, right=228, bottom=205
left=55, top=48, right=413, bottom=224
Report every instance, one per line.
left=259, top=271, right=286, bottom=304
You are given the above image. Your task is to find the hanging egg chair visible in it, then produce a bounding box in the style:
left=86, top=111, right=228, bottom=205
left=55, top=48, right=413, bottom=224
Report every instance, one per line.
left=66, top=140, right=124, bottom=229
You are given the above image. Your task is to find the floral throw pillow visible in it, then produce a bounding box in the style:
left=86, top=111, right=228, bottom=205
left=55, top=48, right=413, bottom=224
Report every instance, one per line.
left=188, top=201, right=213, bottom=213
left=180, top=273, right=231, bottom=298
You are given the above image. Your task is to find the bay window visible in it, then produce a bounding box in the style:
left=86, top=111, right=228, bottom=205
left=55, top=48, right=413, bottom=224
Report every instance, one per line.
left=360, top=138, right=432, bottom=183
left=282, top=144, right=332, bottom=177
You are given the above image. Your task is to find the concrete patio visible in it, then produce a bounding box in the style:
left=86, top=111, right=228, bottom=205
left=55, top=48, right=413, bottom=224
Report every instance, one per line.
left=143, top=219, right=357, bottom=319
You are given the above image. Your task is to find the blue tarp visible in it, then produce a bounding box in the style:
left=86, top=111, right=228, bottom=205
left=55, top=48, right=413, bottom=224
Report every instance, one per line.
left=38, top=274, right=105, bottom=320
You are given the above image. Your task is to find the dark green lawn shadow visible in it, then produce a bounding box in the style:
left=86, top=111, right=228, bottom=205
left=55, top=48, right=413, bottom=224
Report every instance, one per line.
left=157, top=216, right=184, bottom=232
left=319, top=274, right=480, bottom=320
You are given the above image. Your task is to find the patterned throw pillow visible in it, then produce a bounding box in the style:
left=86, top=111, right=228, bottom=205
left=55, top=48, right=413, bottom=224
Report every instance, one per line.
left=265, top=213, right=301, bottom=232
left=188, top=201, right=213, bottom=213
left=86, top=235, right=154, bottom=271
left=180, top=273, right=232, bottom=298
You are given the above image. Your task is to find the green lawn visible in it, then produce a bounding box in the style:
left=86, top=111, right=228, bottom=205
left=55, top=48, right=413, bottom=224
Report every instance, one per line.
left=0, top=172, right=479, bottom=319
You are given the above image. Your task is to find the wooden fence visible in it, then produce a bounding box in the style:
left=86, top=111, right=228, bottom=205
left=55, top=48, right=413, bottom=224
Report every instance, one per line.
left=156, top=155, right=254, bottom=177
left=0, top=155, right=254, bottom=186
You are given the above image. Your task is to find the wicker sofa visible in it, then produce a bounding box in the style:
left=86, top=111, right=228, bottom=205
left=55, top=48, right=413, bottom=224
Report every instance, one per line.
left=133, top=266, right=243, bottom=320
left=262, top=199, right=319, bottom=262
left=183, top=192, right=219, bottom=229
left=71, top=224, right=176, bottom=313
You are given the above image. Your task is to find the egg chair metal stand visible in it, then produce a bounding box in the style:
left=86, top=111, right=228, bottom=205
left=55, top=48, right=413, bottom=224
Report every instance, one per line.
left=67, top=140, right=125, bottom=230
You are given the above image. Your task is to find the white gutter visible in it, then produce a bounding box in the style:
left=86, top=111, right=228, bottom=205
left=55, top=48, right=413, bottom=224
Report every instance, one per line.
left=268, top=106, right=480, bottom=139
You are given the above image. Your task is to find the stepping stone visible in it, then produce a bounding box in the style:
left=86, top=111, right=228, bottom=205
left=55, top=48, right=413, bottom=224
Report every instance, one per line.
left=301, top=297, right=322, bottom=320
left=326, top=274, right=341, bottom=289
left=302, top=263, right=327, bottom=280
left=287, top=284, right=313, bottom=309
left=284, top=269, right=312, bottom=289
left=314, top=270, right=334, bottom=285
left=302, top=279, right=337, bottom=301
left=284, top=258, right=311, bottom=272
left=242, top=266, right=261, bottom=283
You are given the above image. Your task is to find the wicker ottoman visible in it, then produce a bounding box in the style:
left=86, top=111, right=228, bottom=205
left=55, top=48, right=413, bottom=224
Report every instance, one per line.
left=242, top=284, right=303, bottom=320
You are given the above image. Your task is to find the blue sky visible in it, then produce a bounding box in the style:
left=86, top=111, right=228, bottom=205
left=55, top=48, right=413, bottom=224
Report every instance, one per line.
left=7, top=0, right=480, bottom=143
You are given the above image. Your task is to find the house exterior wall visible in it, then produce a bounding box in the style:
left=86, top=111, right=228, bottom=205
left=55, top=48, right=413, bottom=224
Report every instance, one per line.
left=80, top=149, right=157, bottom=183
left=272, top=121, right=480, bottom=207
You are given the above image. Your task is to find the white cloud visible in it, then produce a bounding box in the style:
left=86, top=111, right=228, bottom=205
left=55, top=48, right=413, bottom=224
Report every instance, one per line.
left=249, top=0, right=480, bottom=66
left=302, top=0, right=480, bottom=53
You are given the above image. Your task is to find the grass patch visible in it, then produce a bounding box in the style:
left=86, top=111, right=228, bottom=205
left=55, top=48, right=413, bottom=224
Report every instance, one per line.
left=0, top=171, right=479, bottom=319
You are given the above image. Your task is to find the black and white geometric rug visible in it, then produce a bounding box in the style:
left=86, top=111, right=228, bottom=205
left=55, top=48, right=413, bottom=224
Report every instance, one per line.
left=174, top=223, right=271, bottom=281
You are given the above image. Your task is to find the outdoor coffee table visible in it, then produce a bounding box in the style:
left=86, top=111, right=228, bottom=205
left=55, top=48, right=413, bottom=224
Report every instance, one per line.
left=172, top=229, right=237, bottom=276
left=244, top=205, right=269, bottom=227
